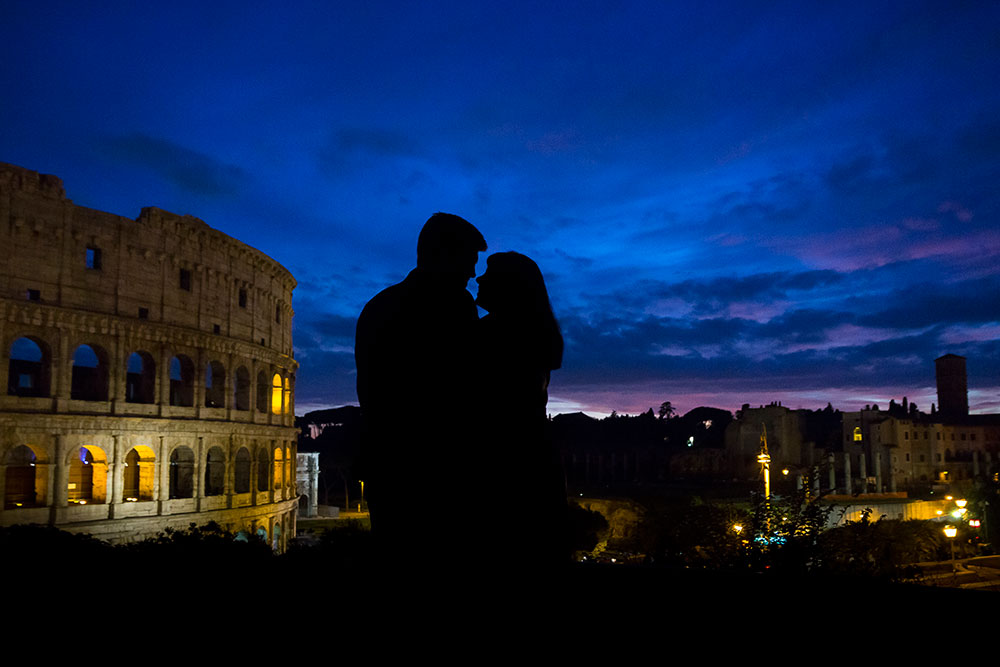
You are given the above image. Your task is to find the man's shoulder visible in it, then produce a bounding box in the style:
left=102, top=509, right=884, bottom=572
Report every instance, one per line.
left=359, top=277, right=412, bottom=321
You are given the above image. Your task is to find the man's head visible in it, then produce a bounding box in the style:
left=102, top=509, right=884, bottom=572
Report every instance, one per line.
left=416, top=213, right=487, bottom=284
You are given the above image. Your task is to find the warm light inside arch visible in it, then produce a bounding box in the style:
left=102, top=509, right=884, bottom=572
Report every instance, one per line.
left=271, top=373, right=282, bottom=415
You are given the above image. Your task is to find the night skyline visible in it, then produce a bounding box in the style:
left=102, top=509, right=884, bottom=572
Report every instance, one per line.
left=2, top=2, right=998, bottom=416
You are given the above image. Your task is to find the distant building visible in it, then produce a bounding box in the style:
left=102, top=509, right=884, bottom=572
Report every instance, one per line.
left=936, top=353, right=969, bottom=420
left=724, top=404, right=817, bottom=481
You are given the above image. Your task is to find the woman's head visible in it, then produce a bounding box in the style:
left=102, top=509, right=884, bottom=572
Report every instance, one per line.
left=476, top=251, right=563, bottom=369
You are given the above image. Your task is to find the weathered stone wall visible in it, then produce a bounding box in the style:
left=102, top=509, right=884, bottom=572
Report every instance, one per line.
left=0, top=162, right=299, bottom=549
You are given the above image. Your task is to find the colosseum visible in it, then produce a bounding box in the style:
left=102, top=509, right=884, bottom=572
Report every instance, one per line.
left=0, top=161, right=299, bottom=550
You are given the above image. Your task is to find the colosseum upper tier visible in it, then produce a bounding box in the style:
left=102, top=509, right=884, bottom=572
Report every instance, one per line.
left=0, top=162, right=299, bottom=549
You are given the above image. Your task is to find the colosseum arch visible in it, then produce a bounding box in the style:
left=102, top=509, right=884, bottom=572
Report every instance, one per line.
left=205, top=360, right=226, bottom=408
left=7, top=336, right=51, bottom=397
left=67, top=445, right=108, bottom=504
left=71, top=344, right=110, bottom=401
left=204, top=446, right=226, bottom=496
left=271, top=373, right=283, bottom=415
left=273, top=446, right=284, bottom=491
left=122, top=445, right=155, bottom=501
left=169, top=446, right=195, bottom=499
left=234, top=447, right=251, bottom=494
left=4, top=444, right=47, bottom=508
left=256, top=446, right=270, bottom=492
left=169, top=355, right=196, bottom=407
left=1, top=162, right=299, bottom=549
left=125, top=351, right=156, bottom=404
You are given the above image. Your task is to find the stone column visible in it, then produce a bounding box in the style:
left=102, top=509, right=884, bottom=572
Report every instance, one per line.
left=109, top=433, right=122, bottom=515
left=195, top=435, right=203, bottom=510
left=54, top=331, right=71, bottom=410
left=859, top=454, right=868, bottom=493
left=828, top=453, right=836, bottom=492
left=110, top=335, right=125, bottom=412
left=155, top=435, right=165, bottom=512
left=157, top=344, right=170, bottom=415
left=845, top=453, right=853, bottom=495
left=225, top=434, right=234, bottom=508
left=874, top=450, right=882, bottom=493
left=52, top=434, right=68, bottom=508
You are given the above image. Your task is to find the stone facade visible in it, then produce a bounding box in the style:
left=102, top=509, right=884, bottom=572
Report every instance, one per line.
left=0, top=162, right=299, bottom=550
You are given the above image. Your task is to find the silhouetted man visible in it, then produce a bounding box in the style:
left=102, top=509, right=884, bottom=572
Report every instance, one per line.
left=355, top=212, right=486, bottom=569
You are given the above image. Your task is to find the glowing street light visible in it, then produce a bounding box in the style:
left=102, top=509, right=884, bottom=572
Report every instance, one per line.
left=943, top=525, right=958, bottom=573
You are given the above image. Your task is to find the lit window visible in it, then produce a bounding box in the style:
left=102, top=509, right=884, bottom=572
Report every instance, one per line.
left=853, top=427, right=862, bottom=442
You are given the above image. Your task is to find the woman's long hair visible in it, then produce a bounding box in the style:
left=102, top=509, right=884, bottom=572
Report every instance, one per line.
left=483, top=252, right=563, bottom=371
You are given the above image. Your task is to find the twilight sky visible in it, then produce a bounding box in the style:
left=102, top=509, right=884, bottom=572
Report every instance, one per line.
left=2, top=1, right=998, bottom=416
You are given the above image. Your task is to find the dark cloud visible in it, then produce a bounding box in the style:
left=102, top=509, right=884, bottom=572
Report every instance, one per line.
left=101, top=134, right=246, bottom=196
left=858, top=276, right=1000, bottom=329
left=293, top=313, right=358, bottom=352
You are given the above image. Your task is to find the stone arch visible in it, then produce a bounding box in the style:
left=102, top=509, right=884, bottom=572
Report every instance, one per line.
left=67, top=445, right=108, bottom=504
left=234, top=447, right=251, bottom=494
left=122, top=445, right=155, bottom=501
left=256, top=446, right=270, bottom=492
left=205, top=360, right=226, bottom=408
left=271, top=372, right=283, bottom=415
left=204, top=446, right=226, bottom=496
left=125, top=351, right=156, bottom=404
left=4, top=444, right=46, bottom=508
left=169, top=354, right=195, bottom=406
left=169, top=445, right=195, bottom=499
left=273, top=447, right=284, bottom=491
left=234, top=366, right=251, bottom=411
left=283, top=444, right=292, bottom=492
left=7, top=336, right=51, bottom=397
left=272, top=521, right=281, bottom=551
left=70, top=343, right=110, bottom=401
left=256, top=370, right=268, bottom=413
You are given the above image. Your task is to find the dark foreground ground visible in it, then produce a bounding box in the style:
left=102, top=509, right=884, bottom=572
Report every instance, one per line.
left=4, top=521, right=993, bottom=646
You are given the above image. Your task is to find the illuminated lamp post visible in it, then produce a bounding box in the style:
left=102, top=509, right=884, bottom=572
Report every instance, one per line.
left=943, top=525, right=958, bottom=573
left=757, top=425, right=771, bottom=534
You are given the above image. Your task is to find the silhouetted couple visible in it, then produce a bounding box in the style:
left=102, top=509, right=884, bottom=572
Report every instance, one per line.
left=355, top=212, right=568, bottom=577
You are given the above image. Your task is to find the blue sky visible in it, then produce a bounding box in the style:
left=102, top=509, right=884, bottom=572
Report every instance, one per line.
left=2, top=1, right=998, bottom=416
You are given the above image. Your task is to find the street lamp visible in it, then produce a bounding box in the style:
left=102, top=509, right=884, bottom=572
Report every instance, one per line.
left=943, top=525, right=958, bottom=573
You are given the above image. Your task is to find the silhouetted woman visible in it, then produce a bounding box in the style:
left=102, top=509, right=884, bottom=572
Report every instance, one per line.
left=475, top=251, right=569, bottom=569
